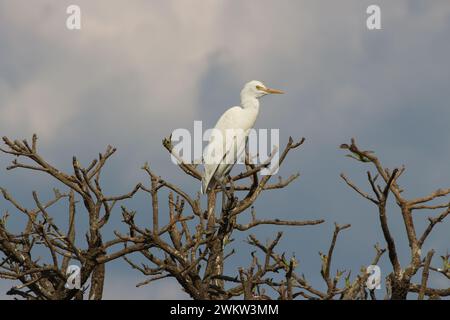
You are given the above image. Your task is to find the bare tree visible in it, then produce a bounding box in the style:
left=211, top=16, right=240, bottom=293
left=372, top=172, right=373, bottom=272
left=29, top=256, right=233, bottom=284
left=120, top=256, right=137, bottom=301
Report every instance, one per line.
left=0, top=135, right=448, bottom=300
left=113, top=136, right=431, bottom=300
left=0, top=135, right=147, bottom=299
left=340, top=138, right=450, bottom=299
left=119, top=136, right=327, bottom=299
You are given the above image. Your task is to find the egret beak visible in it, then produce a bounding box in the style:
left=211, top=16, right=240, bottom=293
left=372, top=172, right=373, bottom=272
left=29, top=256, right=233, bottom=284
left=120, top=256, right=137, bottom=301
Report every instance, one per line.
left=264, top=88, right=284, bottom=94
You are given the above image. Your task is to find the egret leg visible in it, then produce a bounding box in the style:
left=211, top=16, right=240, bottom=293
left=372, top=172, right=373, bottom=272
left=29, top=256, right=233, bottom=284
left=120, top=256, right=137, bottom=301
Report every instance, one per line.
left=219, top=180, right=233, bottom=212
left=219, top=178, right=233, bottom=199
left=220, top=181, right=226, bottom=211
left=226, top=174, right=235, bottom=195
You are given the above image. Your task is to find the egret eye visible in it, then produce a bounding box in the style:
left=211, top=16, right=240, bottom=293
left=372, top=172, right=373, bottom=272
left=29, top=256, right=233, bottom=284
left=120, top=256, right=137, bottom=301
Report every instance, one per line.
left=256, top=85, right=264, bottom=91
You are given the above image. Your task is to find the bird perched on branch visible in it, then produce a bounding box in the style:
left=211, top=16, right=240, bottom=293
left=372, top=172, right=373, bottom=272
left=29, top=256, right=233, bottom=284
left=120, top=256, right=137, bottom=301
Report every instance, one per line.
left=201, top=80, right=284, bottom=194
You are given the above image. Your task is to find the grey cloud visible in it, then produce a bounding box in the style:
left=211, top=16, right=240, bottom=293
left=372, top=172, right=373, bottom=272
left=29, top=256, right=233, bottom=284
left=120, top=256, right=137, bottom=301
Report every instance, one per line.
left=1, top=0, right=449, bottom=299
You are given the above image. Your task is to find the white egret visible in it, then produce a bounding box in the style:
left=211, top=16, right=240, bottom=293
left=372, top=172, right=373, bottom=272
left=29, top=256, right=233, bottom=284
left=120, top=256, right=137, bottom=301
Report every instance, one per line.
left=201, top=80, right=284, bottom=194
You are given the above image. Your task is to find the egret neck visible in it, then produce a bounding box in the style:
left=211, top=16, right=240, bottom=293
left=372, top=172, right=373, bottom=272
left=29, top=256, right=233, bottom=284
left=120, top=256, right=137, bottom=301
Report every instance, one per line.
left=241, top=95, right=260, bottom=111
left=240, top=95, right=260, bottom=130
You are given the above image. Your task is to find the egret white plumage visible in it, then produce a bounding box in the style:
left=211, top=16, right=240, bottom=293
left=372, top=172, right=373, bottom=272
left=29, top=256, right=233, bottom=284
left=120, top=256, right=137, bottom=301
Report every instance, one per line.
left=201, top=80, right=284, bottom=194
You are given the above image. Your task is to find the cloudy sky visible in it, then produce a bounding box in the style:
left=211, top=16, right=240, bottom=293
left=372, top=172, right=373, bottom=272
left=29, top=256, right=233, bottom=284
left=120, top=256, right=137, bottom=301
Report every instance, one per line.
left=0, top=0, right=449, bottom=299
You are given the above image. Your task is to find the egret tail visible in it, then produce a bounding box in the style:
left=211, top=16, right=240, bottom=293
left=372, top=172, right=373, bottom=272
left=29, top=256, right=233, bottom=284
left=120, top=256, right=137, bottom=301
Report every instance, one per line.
left=201, top=176, right=215, bottom=194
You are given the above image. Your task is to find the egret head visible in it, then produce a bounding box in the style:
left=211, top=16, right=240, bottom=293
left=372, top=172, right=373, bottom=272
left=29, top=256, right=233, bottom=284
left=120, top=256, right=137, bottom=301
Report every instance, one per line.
left=241, top=80, right=284, bottom=100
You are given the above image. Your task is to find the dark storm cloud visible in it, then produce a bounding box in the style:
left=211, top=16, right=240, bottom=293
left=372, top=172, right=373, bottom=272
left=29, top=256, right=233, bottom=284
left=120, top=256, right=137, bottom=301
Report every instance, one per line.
left=1, top=0, right=449, bottom=298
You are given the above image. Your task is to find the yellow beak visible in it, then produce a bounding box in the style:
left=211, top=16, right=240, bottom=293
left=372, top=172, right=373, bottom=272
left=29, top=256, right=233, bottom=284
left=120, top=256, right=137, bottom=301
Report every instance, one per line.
left=264, top=87, right=284, bottom=94
left=256, top=85, right=284, bottom=94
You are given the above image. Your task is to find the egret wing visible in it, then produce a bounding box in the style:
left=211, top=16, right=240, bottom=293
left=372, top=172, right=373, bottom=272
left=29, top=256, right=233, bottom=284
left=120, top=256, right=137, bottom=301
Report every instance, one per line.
left=202, top=107, right=247, bottom=193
